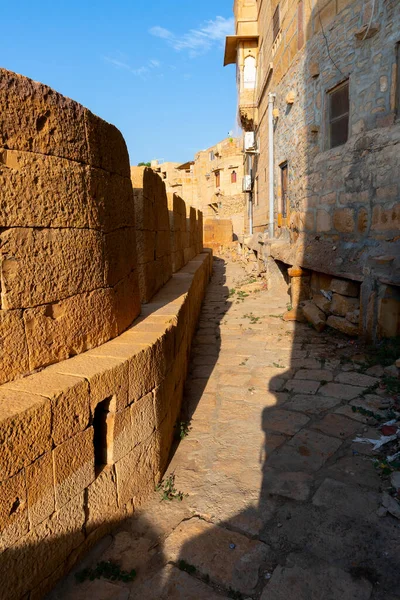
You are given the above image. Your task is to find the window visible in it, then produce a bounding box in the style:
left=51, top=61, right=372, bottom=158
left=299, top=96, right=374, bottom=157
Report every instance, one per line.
left=231, top=170, right=237, bottom=184
left=215, top=171, right=220, bottom=187
left=328, top=80, right=349, bottom=148
left=273, top=5, right=280, bottom=41
left=280, top=162, right=288, bottom=218
left=243, top=55, right=256, bottom=89
left=209, top=151, right=215, bottom=161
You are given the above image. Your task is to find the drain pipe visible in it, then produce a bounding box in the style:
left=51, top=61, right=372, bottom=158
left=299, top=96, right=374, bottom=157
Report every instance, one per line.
left=248, top=153, right=253, bottom=235
left=268, top=92, right=276, bottom=238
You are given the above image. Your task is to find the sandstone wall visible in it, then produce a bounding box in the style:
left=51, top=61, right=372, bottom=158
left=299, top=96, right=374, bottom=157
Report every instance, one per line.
left=167, top=192, right=204, bottom=274
left=204, top=219, right=234, bottom=249
left=0, top=68, right=210, bottom=598
left=0, top=250, right=212, bottom=600
left=131, top=166, right=172, bottom=303
left=0, top=68, right=141, bottom=385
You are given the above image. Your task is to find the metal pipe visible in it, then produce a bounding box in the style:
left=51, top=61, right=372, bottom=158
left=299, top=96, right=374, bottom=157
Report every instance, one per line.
left=248, top=153, right=253, bottom=235
left=268, top=93, right=276, bottom=238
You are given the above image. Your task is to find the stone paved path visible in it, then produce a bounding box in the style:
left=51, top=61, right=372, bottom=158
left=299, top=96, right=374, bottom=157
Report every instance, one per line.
left=50, top=257, right=400, bottom=600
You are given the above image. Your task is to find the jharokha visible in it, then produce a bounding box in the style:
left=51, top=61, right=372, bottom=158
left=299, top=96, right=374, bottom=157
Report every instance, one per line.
left=0, top=0, right=399, bottom=597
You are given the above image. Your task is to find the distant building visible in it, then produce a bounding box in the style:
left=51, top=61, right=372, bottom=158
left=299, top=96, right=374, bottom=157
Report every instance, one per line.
left=152, top=137, right=246, bottom=239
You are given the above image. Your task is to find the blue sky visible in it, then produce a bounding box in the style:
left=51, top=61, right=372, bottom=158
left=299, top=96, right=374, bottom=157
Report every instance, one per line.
left=2, top=1, right=238, bottom=165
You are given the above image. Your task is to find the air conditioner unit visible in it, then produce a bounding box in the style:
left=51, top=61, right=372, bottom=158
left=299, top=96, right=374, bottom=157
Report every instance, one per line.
left=244, top=132, right=256, bottom=152
left=242, top=175, right=252, bottom=192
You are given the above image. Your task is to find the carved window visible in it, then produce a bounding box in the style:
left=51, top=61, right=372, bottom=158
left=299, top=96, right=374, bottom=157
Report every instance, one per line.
left=209, top=151, right=215, bottom=161
left=328, top=80, right=349, bottom=149
left=215, top=170, right=220, bottom=187
left=231, top=170, right=237, bottom=183
left=243, top=55, right=256, bottom=89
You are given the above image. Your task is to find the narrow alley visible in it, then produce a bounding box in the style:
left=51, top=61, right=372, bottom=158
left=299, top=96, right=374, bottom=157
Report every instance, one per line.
left=51, top=256, right=400, bottom=600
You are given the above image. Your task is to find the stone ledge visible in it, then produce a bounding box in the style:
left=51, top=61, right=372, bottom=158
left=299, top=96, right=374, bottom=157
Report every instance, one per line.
left=0, top=250, right=212, bottom=600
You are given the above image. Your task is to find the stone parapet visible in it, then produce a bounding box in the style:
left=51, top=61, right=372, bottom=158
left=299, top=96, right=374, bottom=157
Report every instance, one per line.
left=0, top=69, right=141, bottom=385
left=0, top=250, right=212, bottom=600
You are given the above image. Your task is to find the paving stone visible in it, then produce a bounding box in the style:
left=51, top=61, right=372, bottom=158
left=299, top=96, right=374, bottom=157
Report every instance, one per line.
left=134, top=565, right=229, bottom=599
left=335, top=372, right=379, bottom=388
left=311, top=414, right=363, bottom=438
left=312, top=478, right=380, bottom=518
left=163, top=518, right=269, bottom=595
left=267, top=430, right=342, bottom=472
left=294, top=369, right=333, bottom=381
left=284, top=380, right=320, bottom=394
left=319, top=383, right=365, bottom=400
left=262, top=409, right=309, bottom=435
left=261, top=564, right=372, bottom=599
left=324, top=456, right=382, bottom=490
left=284, top=394, right=340, bottom=414
left=261, top=469, right=312, bottom=500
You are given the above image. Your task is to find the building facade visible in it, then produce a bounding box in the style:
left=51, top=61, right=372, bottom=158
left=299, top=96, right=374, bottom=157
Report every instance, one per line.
left=225, top=0, right=400, bottom=339
left=151, top=137, right=247, bottom=239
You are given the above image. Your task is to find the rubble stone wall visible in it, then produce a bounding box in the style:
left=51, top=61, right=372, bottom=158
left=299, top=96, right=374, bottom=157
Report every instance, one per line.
left=0, top=68, right=141, bottom=385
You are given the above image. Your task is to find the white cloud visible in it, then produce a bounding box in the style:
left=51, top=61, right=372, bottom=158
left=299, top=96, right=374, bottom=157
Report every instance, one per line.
left=149, top=16, right=234, bottom=57
left=104, top=56, right=163, bottom=78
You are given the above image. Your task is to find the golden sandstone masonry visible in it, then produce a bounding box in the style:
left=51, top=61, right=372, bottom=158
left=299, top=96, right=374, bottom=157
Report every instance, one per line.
left=0, top=67, right=211, bottom=599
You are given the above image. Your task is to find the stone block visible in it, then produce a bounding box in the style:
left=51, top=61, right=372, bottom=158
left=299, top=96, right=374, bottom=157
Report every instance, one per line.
left=131, top=392, right=156, bottom=444
left=330, top=278, right=359, bottom=297
left=0, top=309, right=29, bottom=385
left=346, top=309, right=360, bottom=324
left=85, top=110, right=130, bottom=177
left=26, top=452, right=55, bottom=527
left=316, top=209, right=332, bottom=232
left=55, top=352, right=129, bottom=414
left=335, top=371, right=379, bottom=388
left=0, top=469, right=28, bottom=552
left=333, top=208, right=355, bottom=233
left=310, top=271, right=333, bottom=294
left=111, top=406, right=134, bottom=463
left=331, top=293, right=359, bottom=317
left=53, top=427, right=95, bottom=509
left=88, top=167, right=136, bottom=232
left=112, top=269, right=141, bottom=335
left=23, top=287, right=117, bottom=372
left=319, top=382, right=365, bottom=400
left=115, top=440, right=155, bottom=507
left=327, top=315, right=359, bottom=336
left=282, top=307, right=307, bottom=322
left=0, top=150, right=91, bottom=229
left=0, top=389, right=51, bottom=481
left=104, top=228, right=137, bottom=286
left=135, top=230, right=157, bottom=265
left=0, top=67, right=88, bottom=162
left=267, top=429, right=342, bottom=472
left=0, top=227, right=104, bottom=309
left=156, top=230, right=171, bottom=259
left=302, top=300, right=326, bottom=332
left=312, top=293, right=331, bottom=314
left=86, top=465, right=119, bottom=533
left=6, top=368, right=89, bottom=445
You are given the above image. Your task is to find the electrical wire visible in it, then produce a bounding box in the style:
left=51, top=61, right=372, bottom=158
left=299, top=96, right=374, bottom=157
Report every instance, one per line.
left=362, top=0, right=376, bottom=41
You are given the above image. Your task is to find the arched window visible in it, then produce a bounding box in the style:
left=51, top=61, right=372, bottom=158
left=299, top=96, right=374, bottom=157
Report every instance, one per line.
left=243, top=55, right=256, bottom=89
left=215, top=171, right=220, bottom=187
left=231, top=170, right=237, bottom=183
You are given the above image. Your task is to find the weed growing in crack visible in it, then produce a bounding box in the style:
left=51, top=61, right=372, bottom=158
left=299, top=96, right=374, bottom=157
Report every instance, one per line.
left=228, top=588, right=244, bottom=599
left=156, top=473, right=187, bottom=502
left=272, top=362, right=285, bottom=369
left=174, top=420, right=191, bottom=440
left=244, top=313, right=262, bottom=324
left=177, top=559, right=196, bottom=575
left=75, top=561, right=136, bottom=583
